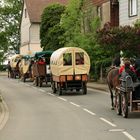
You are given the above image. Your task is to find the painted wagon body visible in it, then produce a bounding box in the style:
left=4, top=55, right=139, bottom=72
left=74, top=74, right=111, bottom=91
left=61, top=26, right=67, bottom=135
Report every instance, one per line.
left=10, top=54, right=23, bottom=78
left=50, top=47, right=90, bottom=95
left=32, top=51, right=53, bottom=87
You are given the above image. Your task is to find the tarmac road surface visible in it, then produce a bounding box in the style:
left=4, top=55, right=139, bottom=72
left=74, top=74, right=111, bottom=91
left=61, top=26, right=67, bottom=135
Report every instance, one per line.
left=0, top=76, right=139, bottom=140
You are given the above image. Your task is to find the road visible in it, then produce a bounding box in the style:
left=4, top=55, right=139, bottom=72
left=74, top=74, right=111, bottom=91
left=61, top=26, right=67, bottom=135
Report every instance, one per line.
left=0, top=76, right=139, bottom=140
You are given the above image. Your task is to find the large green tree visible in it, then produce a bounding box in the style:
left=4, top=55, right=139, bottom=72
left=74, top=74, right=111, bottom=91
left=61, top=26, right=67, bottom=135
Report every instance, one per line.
left=40, top=4, right=65, bottom=51
left=0, top=0, right=22, bottom=53
left=60, top=0, right=84, bottom=46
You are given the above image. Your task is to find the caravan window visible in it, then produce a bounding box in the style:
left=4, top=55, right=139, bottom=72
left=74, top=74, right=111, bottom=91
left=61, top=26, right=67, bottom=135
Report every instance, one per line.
left=76, top=52, right=84, bottom=65
left=63, top=53, right=72, bottom=66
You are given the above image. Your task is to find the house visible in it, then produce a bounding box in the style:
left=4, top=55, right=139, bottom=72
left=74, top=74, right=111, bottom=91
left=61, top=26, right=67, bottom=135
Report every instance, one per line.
left=82, top=0, right=119, bottom=33
left=119, top=0, right=140, bottom=26
left=20, top=0, right=68, bottom=55
left=93, top=0, right=119, bottom=27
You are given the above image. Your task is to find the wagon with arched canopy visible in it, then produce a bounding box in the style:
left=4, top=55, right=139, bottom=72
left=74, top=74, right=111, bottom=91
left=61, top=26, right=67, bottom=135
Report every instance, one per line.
left=50, top=47, right=90, bottom=95
left=10, top=54, right=22, bottom=78
left=32, top=51, right=53, bottom=87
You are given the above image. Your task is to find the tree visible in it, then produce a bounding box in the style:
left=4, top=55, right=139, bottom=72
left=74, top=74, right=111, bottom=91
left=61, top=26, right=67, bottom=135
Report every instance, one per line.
left=97, top=23, right=140, bottom=58
left=60, top=0, right=84, bottom=46
left=0, top=0, right=22, bottom=53
left=40, top=4, right=65, bottom=51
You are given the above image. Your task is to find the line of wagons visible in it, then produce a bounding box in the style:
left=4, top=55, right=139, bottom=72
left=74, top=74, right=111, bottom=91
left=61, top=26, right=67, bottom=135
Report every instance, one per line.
left=8, top=47, right=90, bottom=95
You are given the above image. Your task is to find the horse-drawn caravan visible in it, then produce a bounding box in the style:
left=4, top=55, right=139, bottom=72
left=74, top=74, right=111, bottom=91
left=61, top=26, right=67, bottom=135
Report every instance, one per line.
left=107, top=59, right=140, bottom=118
left=10, top=54, right=22, bottom=78
left=115, top=74, right=140, bottom=118
left=50, top=47, right=90, bottom=95
left=19, top=55, right=33, bottom=82
left=32, top=51, right=53, bottom=87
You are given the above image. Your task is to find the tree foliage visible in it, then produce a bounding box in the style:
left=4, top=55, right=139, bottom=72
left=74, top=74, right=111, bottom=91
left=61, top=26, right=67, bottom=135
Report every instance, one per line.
left=0, top=0, right=22, bottom=53
left=40, top=4, right=65, bottom=51
left=96, top=22, right=140, bottom=58
left=60, top=0, right=84, bottom=46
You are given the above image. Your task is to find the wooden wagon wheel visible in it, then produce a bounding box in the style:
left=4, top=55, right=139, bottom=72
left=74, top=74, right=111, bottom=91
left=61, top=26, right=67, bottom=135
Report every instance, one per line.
left=35, top=77, right=39, bottom=86
left=121, top=92, right=128, bottom=118
left=82, top=82, right=87, bottom=95
left=115, top=91, right=121, bottom=115
left=57, top=83, right=62, bottom=96
left=51, top=81, right=56, bottom=93
left=23, top=75, right=26, bottom=82
left=39, top=77, right=43, bottom=87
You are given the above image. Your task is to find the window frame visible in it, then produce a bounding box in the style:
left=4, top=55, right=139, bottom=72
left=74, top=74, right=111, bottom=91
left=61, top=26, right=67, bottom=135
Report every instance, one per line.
left=128, top=0, right=138, bottom=17
left=63, top=53, right=72, bottom=66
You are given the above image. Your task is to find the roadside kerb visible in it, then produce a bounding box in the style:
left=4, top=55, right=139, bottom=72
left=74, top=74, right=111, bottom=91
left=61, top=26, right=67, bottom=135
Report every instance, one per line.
left=87, top=82, right=109, bottom=92
left=0, top=95, right=9, bottom=131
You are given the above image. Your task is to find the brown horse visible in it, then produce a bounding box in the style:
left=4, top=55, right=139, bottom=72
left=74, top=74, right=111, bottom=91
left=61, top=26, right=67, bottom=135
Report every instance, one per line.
left=106, top=67, right=120, bottom=109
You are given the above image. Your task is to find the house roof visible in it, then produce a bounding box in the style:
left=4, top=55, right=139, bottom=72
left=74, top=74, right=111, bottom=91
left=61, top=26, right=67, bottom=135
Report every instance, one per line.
left=24, top=0, right=68, bottom=23
left=92, top=0, right=109, bottom=5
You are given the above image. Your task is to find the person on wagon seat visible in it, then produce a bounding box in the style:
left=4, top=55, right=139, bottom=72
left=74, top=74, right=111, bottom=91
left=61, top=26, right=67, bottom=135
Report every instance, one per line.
left=119, top=59, right=137, bottom=82
left=37, top=57, right=46, bottom=65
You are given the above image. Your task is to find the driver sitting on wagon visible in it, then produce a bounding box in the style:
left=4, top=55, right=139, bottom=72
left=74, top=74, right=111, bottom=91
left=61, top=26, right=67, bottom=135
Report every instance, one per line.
left=37, top=57, right=46, bottom=65
left=119, top=58, right=137, bottom=82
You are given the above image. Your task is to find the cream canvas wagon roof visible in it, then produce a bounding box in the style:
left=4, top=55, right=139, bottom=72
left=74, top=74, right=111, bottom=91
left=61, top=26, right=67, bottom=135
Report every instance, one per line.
left=50, top=47, right=90, bottom=76
left=10, top=54, right=22, bottom=68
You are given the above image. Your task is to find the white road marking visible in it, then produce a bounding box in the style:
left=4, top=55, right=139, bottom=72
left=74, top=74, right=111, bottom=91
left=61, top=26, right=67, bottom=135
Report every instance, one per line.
left=38, top=89, right=46, bottom=93
left=47, top=92, right=55, bottom=96
left=109, top=129, right=125, bottom=132
left=83, top=108, right=96, bottom=115
left=25, top=83, right=30, bottom=87
left=70, top=102, right=80, bottom=107
left=100, top=117, right=117, bottom=127
left=122, top=131, right=136, bottom=140
left=0, top=100, right=9, bottom=131
left=58, top=97, right=67, bottom=102
left=32, top=86, right=37, bottom=90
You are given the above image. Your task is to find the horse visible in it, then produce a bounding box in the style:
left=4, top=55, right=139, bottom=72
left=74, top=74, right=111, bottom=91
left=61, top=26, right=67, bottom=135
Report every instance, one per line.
left=106, top=67, right=120, bottom=109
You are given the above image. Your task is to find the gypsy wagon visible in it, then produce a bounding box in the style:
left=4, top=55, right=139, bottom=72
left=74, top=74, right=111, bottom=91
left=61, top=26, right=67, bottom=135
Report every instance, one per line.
left=32, top=51, right=53, bottom=87
left=50, top=47, right=90, bottom=95
left=115, top=72, right=140, bottom=118
left=19, top=55, right=33, bottom=82
left=10, top=54, right=22, bottom=78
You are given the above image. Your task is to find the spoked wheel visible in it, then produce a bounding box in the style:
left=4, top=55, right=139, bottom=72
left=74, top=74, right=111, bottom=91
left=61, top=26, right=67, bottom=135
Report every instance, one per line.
left=35, top=77, right=39, bottom=86
left=115, top=92, right=121, bottom=115
left=121, top=92, right=128, bottom=118
left=39, top=77, right=43, bottom=87
left=51, top=81, right=56, bottom=93
left=23, top=75, right=26, bottom=82
left=58, top=83, right=62, bottom=96
left=82, top=82, right=87, bottom=95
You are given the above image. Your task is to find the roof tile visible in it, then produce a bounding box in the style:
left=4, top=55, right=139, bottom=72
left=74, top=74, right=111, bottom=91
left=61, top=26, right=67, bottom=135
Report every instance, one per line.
left=24, top=0, right=68, bottom=23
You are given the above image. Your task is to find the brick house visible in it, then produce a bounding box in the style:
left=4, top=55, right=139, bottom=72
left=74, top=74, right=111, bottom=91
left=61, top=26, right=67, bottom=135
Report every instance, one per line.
left=20, top=0, right=67, bottom=55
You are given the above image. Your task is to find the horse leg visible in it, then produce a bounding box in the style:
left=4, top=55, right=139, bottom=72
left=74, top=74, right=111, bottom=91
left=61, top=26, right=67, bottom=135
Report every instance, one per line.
left=108, top=84, right=114, bottom=110
left=107, top=80, right=114, bottom=110
left=110, top=91, right=114, bottom=110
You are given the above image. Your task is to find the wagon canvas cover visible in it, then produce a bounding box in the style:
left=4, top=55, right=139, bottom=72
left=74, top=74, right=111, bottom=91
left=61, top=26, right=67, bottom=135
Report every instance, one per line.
left=50, top=47, right=90, bottom=76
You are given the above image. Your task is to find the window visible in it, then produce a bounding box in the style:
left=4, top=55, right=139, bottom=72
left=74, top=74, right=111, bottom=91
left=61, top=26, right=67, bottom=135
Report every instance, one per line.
left=97, top=6, right=102, bottom=20
left=75, top=52, right=84, bottom=65
left=63, top=53, right=72, bottom=66
left=129, top=0, right=137, bottom=17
